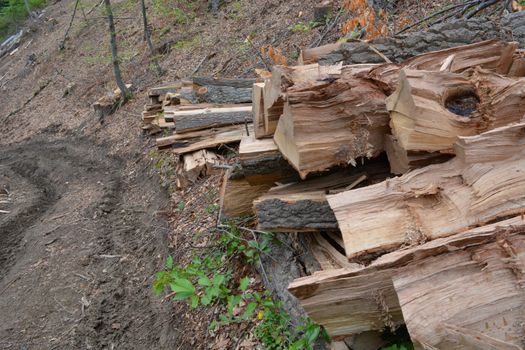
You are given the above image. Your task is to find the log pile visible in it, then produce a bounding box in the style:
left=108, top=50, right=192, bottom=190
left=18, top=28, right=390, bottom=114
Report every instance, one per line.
left=215, top=39, right=525, bottom=347
left=145, top=39, right=525, bottom=346
left=142, top=78, right=255, bottom=188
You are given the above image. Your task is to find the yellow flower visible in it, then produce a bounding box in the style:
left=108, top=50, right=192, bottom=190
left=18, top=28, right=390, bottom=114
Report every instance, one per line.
left=257, top=311, right=264, bottom=320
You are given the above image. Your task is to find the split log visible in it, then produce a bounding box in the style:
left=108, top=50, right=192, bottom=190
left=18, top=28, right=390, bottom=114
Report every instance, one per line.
left=182, top=150, right=218, bottom=183
left=274, top=73, right=389, bottom=178
left=252, top=82, right=268, bottom=139
left=306, top=233, right=359, bottom=270
left=387, top=68, right=525, bottom=153
left=393, top=228, right=525, bottom=349
left=156, top=124, right=252, bottom=153
left=509, top=53, right=525, bottom=77
left=288, top=216, right=525, bottom=338
left=253, top=162, right=389, bottom=232
left=369, top=40, right=518, bottom=94
left=263, top=63, right=346, bottom=135
left=219, top=168, right=272, bottom=219
left=239, top=134, right=299, bottom=185
left=254, top=191, right=338, bottom=232
left=384, top=135, right=452, bottom=174
left=327, top=123, right=525, bottom=259
left=174, top=106, right=253, bottom=133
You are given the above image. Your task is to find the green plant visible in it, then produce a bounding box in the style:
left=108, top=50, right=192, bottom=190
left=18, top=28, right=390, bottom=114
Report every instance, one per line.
left=154, top=223, right=328, bottom=349
left=289, top=21, right=320, bottom=33
left=0, top=0, right=47, bottom=39
left=172, top=35, right=201, bottom=49
left=205, top=203, right=220, bottom=214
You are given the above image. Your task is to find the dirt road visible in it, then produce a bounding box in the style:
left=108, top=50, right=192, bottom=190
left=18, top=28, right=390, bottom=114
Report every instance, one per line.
left=0, top=133, right=184, bottom=349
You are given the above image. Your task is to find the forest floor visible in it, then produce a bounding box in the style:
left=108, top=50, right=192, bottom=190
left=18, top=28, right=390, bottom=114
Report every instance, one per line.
left=0, top=0, right=463, bottom=349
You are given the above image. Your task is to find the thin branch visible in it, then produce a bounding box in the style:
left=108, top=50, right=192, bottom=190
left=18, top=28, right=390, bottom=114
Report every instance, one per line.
left=464, top=0, right=500, bottom=18
left=395, top=0, right=481, bottom=35
left=60, top=0, right=81, bottom=50
left=311, top=7, right=344, bottom=48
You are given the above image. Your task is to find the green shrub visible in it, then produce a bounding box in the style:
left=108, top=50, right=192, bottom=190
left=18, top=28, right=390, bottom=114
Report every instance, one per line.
left=0, top=0, right=46, bottom=40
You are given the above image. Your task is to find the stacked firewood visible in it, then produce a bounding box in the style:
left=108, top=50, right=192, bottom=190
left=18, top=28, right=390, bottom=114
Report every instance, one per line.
left=217, top=39, right=525, bottom=348
left=143, top=78, right=256, bottom=187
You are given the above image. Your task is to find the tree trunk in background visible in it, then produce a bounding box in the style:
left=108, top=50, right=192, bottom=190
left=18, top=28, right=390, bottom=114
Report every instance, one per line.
left=140, top=0, right=162, bottom=76
left=104, top=0, right=131, bottom=102
left=23, top=0, right=33, bottom=18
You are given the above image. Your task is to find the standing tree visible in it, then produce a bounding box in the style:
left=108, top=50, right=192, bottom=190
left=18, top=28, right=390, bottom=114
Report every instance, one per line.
left=103, top=0, right=131, bottom=102
left=140, top=0, right=162, bottom=76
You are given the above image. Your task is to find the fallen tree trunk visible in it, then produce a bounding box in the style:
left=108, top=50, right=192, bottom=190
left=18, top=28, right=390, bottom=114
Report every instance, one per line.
left=274, top=72, right=389, bottom=178
left=327, top=122, right=525, bottom=259
left=387, top=68, right=525, bottom=153
left=239, top=134, right=299, bottom=185
left=174, top=106, right=253, bottom=133
left=288, top=216, right=525, bottom=338
left=299, top=42, right=343, bottom=65
left=317, top=17, right=516, bottom=65
left=180, top=85, right=252, bottom=104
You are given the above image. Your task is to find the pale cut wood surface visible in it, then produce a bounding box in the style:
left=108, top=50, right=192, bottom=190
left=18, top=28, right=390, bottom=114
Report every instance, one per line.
left=368, top=40, right=518, bottom=94
left=274, top=73, right=389, bottom=178
left=327, top=123, right=525, bottom=259
left=288, top=216, right=525, bottom=338
left=252, top=82, right=268, bottom=139
left=387, top=68, right=525, bottom=153
left=219, top=169, right=271, bottom=219
left=384, top=134, right=452, bottom=174
left=393, top=232, right=525, bottom=349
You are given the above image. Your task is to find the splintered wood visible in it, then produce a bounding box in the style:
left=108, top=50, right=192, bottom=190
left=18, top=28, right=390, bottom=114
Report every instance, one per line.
left=142, top=40, right=525, bottom=344
left=289, top=217, right=525, bottom=340
left=328, top=123, right=525, bottom=259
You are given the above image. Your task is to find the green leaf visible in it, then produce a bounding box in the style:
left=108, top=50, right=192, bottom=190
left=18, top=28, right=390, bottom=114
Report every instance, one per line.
left=169, top=278, right=195, bottom=300
left=306, top=325, right=321, bottom=345
left=165, top=256, right=174, bottom=269
left=241, top=302, right=257, bottom=320
left=201, top=294, right=212, bottom=306
left=213, top=274, right=225, bottom=286
left=190, top=295, right=199, bottom=308
left=239, top=276, right=250, bottom=292
left=198, top=276, right=211, bottom=287
left=227, top=295, right=242, bottom=316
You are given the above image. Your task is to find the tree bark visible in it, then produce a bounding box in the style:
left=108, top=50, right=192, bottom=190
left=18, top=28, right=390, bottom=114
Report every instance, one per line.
left=140, top=0, right=162, bottom=76
left=104, top=0, right=131, bottom=102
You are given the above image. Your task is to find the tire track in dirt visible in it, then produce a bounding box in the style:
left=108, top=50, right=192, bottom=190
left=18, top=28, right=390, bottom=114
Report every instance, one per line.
left=0, top=137, right=186, bottom=349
